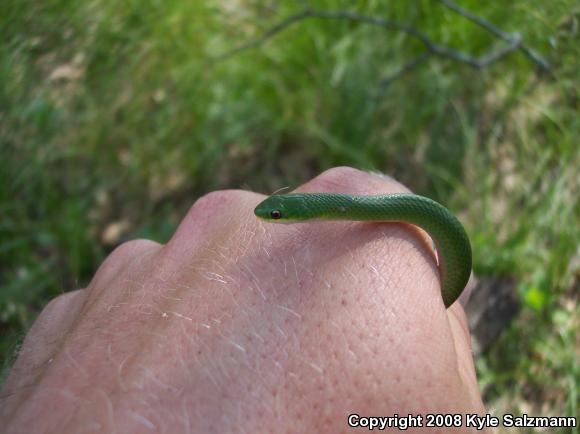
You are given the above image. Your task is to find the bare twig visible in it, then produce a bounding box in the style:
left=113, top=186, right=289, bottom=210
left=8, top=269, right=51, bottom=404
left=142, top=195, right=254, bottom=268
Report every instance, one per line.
left=304, top=9, right=531, bottom=69
left=439, top=0, right=513, bottom=40
left=439, top=0, right=551, bottom=72
left=211, top=9, right=312, bottom=62
left=213, top=4, right=551, bottom=84
left=376, top=52, right=432, bottom=97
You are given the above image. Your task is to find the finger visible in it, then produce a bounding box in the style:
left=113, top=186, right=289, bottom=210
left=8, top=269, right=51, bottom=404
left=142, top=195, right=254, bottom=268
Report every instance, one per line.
left=1, top=289, right=86, bottom=397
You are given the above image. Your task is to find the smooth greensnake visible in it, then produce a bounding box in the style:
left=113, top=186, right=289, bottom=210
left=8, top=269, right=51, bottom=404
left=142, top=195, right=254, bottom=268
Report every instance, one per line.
left=254, top=193, right=472, bottom=308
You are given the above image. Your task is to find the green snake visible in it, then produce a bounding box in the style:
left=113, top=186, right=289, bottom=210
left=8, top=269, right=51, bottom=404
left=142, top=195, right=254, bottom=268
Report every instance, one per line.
left=254, top=193, right=472, bottom=308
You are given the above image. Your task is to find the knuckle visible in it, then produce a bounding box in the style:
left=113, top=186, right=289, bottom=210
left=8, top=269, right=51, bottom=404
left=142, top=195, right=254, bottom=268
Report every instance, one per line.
left=170, top=189, right=261, bottom=249
left=44, top=290, right=80, bottom=311
left=108, top=239, right=160, bottom=262
left=318, top=166, right=367, bottom=185
left=94, top=238, right=160, bottom=281
left=303, top=166, right=365, bottom=191
left=302, top=166, right=407, bottom=194
left=184, top=189, right=255, bottom=225
left=188, top=190, right=236, bottom=215
left=28, top=290, right=84, bottom=338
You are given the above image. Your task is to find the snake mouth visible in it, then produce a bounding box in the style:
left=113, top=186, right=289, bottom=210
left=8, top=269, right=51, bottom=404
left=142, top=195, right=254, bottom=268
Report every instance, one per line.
left=253, top=206, right=275, bottom=220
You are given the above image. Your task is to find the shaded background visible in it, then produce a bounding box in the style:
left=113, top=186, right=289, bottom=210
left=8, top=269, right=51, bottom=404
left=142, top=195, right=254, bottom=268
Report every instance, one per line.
left=1, top=0, right=578, bottom=430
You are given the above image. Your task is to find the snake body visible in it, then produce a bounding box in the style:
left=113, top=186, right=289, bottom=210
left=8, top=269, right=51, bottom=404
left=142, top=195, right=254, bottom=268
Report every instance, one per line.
left=254, top=193, right=471, bottom=308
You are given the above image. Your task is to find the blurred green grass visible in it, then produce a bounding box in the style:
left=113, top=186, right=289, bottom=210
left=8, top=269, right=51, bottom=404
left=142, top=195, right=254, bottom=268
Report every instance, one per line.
left=1, top=0, right=578, bottom=427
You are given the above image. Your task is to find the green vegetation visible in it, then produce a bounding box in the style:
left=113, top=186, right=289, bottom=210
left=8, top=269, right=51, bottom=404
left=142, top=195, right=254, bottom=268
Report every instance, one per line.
left=1, top=0, right=578, bottom=428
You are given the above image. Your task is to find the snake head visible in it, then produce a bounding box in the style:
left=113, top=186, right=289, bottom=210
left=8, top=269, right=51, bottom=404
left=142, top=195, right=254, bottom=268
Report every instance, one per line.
left=254, top=194, right=310, bottom=223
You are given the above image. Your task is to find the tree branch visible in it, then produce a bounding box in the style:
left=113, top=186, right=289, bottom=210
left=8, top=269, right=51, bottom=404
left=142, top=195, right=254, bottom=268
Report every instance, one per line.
left=376, top=52, right=432, bottom=97
left=213, top=4, right=551, bottom=83
left=211, top=9, right=313, bottom=62
left=439, top=0, right=551, bottom=72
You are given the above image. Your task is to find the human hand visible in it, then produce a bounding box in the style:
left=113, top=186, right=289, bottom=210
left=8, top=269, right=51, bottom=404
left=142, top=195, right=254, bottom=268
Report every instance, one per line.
left=0, top=167, right=485, bottom=433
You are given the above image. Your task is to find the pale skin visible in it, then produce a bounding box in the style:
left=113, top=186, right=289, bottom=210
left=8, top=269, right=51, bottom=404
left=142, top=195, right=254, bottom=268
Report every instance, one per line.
left=0, top=167, right=486, bottom=433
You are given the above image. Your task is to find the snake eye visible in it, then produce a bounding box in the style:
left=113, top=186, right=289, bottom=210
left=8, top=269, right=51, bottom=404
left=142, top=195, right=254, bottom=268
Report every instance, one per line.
left=270, top=210, right=282, bottom=219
